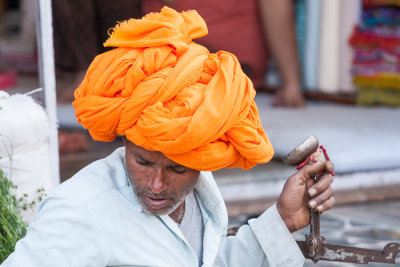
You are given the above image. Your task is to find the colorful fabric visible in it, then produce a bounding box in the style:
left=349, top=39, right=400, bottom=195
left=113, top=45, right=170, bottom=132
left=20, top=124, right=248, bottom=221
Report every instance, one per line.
left=352, top=62, right=400, bottom=76
left=351, top=47, right=400, bottom=75
left=362, top=6, right=400, bottom=27
left=73, top=7, right=274, bottom=171
left=354, top=73, right=400, bottom=89
left=352, top=47, right=400, bottom=62
left=303, top=0, right=321, bottom=90
left=363, top=0, right=400, bottom=8
left=349, top=26, right=400, bottom=49
left=357, top=86, right=400, bottom=106
left=295, top=0, right=306, bottom=88
left=351, top=0, right=400, bottom=106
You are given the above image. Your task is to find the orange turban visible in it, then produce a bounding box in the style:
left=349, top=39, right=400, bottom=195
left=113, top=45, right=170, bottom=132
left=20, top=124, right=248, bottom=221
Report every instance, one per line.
left=73, top=7, right=274, bottom=171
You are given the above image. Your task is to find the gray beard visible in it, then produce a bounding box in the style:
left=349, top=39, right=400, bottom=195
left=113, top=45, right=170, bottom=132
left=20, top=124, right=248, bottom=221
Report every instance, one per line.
left=130, top=179, right=190, bottom=216
left=141, top=191, right=186, bottom=216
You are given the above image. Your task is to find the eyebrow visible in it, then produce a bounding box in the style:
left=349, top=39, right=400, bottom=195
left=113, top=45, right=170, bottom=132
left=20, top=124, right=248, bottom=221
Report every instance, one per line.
left=130, top=150, right=152, bottom=162
left=131, top=149, right=185, bottom=169
left=137, top=154, right=151, bottom=161
left=168, top=163, right=185, bottom=168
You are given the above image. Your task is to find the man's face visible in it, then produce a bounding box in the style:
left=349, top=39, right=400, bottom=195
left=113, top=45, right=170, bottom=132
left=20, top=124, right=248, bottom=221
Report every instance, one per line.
left=124, top=139, right=200, bottom=216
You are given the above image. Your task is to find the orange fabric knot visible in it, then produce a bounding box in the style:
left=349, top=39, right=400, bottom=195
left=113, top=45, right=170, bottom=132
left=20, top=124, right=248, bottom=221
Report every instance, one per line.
left=73, top=7, right=274, bottom=171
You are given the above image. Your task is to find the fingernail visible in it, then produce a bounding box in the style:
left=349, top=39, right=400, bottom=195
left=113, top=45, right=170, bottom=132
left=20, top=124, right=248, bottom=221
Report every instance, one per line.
left=308, top=189, right=317, bottom=197
left=309, top=200, right=316, bottom=208
left=317, top=205, right=323, bottom=212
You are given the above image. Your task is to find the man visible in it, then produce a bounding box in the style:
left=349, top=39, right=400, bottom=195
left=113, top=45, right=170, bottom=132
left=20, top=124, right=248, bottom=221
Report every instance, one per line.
left=1, top=7, right=334, bottom=266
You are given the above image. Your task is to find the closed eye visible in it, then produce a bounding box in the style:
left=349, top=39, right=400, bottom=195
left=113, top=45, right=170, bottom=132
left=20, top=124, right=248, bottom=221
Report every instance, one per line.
left=136, top=155, right=153, bottom=166
left=169, top=165, right=186, bottom=174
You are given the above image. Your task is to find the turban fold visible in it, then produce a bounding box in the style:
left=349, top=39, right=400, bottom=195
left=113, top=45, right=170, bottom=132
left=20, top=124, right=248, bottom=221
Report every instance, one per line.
left=73, top=7, right=274, bottom=171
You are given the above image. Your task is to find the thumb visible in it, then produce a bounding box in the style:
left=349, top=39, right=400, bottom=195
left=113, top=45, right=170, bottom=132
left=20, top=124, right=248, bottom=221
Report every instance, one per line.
left=300, top=161, right=327, bottom=182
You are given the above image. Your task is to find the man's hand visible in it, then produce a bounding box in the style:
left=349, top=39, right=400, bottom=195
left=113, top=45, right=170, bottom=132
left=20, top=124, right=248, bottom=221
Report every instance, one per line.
left=276, top=161, right=335, bottom=233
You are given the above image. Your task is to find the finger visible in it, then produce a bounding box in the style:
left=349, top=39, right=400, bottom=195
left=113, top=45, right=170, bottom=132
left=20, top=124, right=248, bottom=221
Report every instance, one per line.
left=308, top=186, right=334, bottom=210
left=326, top=161, right=334, bottom=173
left=301, top=161, right=327, bottom=181
left=308, top=173, right=334, bottom=198
left=302, top=163, right=325, bottom=195
left=314, top=196, right=335, bottom=213
left=305, top=177, right=314, bottom=193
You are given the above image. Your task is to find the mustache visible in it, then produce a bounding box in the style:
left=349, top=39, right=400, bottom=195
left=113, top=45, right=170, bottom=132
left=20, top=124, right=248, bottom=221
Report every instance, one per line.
left=134, top=185, right=171, bottom=199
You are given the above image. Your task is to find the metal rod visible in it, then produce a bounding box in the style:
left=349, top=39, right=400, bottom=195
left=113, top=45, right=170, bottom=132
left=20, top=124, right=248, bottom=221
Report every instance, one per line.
left=36, top=0, right=60, bottom=186
left=315, top=212, right=320, bottom=236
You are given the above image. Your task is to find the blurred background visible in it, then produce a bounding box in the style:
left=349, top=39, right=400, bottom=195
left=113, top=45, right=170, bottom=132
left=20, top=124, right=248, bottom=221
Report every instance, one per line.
left=0, top=0, right=399, bottom=265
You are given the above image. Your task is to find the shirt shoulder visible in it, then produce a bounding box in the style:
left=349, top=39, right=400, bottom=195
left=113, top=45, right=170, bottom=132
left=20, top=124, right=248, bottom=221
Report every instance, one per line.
left=50, top=147, right=132, bottom=207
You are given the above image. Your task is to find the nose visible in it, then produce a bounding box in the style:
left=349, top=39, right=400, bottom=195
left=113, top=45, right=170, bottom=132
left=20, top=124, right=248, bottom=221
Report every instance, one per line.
left=149, top=167, right=168, bottom=194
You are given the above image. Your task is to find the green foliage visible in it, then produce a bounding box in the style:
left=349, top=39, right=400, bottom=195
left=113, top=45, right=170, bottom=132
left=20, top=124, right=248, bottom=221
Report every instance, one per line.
left=18, top=187, right=47, bottom=212
left=0, top=168, right=27, bottom=263
left=0, top=136, right=47, bottom=262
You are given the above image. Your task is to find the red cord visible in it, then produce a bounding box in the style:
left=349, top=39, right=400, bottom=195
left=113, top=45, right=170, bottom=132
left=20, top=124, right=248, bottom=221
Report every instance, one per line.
left=296, top=157, right=310, bottom=170
left=296, top=145, right=335, bottom=176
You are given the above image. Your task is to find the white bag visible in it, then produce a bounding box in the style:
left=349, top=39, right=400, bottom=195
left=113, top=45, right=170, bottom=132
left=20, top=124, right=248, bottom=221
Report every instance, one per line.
left=0, top=91, right=55, bottom=223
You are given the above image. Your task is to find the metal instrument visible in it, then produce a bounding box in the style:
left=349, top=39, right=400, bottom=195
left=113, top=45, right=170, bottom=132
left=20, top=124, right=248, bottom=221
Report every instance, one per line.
left=286, top=135, right=400, bottom=264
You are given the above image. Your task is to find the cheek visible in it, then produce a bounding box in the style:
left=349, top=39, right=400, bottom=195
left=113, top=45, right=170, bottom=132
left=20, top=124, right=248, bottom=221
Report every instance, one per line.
left=174, top=173, right=199, bottom=196
left=126, top=160, right=148, bottom=186
left=129, top=169, right=145, bottom=186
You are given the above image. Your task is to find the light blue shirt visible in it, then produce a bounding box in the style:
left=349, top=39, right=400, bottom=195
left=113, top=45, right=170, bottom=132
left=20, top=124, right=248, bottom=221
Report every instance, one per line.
left=2, top=148, right=304, bottom=266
